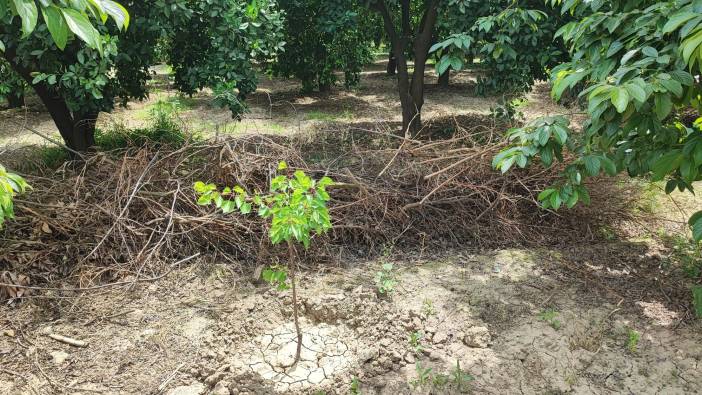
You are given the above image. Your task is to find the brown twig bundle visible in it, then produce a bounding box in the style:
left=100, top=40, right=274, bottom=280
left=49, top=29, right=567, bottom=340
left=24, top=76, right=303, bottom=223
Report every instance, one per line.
left=0, top=116, right=635, bottom=289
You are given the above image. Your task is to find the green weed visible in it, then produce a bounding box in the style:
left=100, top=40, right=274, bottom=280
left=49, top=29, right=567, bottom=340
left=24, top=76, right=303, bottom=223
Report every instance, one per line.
left=350, top=376, right=361, bottom=394
left=539, top=309, right=562, bottom=330
left=408, top=331, right=424, bottom=355
left=374, top=262, right=397, bottom=295
left=626, top=328, right=640, bottom=353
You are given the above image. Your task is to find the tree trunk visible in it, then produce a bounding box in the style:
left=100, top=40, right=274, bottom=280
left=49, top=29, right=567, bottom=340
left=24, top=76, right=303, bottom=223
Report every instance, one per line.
left=371, top=0, right=439, bottom=137
left=3, top=48, right=96, bottom=152
left=6, top=93, right=24, bottom=108
left=438, top=68, right=450, bottom=87
left=387, top=51, right=397, bottom=76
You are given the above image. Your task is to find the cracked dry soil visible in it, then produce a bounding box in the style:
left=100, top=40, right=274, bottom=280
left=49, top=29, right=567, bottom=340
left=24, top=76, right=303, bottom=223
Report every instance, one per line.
left=1, top=249, right=702, bottom=394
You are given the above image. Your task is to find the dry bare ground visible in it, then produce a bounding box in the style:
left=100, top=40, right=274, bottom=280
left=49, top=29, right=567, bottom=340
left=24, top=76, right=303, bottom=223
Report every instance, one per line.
left=1, top=250, right=701, bottom=394
left=1, top=63, right=701, bottom=394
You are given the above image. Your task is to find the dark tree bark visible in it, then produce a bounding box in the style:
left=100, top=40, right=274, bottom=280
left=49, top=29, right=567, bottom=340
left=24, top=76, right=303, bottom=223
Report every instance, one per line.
left=438, top=70, right=450, bottom=87
left=6, top=93, right=24, bottom=108
left=2, top=49, right=97, bottom=152
left=387, top=51, right=397, bottom=76
left=371, top=0, right=439, bottom=136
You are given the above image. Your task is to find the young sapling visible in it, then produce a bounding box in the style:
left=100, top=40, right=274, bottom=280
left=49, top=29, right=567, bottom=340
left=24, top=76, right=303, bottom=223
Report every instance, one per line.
left=195, top=161, right=333, bottom=366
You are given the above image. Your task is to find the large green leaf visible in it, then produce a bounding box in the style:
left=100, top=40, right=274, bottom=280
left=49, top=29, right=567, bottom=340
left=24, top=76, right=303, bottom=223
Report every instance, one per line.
left=102, top=0, right=129, bottom=30
left=611, top=87, right=630, bottom=113
left=60, top=7, right=102, bottom=52
left=13, top=0, right=38, bottom=37
left=41, top=5, right=68, bottom=50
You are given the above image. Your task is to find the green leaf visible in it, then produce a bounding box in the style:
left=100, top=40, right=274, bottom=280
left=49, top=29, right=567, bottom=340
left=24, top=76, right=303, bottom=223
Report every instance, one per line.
left=642, top=46, right=658, bottom=58
left=102, top=0, right=129, bottom=30
left=13, top=0, right=38, bottom=36
left=663, top=12, right=698, bottom=33
left=583, top=156, right=601, bottom=176
left=600, top=156, right=617, bottom=176
left=41, top=5, right=68, bottom=50
left=60, top=8, right=101, bottom=51
left=625, top=84, right=647, bottom=103
left=654, top=94, right=673, bottom=120
left=277, top=161, right=287, bottom=171
left=660, top=78, right=683, bottom=97
left=538, top=188, right=555, bottom=201
left=652, top=151, right=684, bottom=180
left=611, top=87, right=630, bottom=113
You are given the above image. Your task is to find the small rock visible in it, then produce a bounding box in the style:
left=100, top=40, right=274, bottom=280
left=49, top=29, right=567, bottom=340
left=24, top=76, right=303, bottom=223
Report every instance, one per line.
left=205, top=372, right=226, bottom=386
left=168, top=383, right=205, bottom=395
left=210, top=381, right=230, bottom=395
left=433, top=330, right=449, bottom=344
left=50, top=350, right=69, bottom=365
left=390, top=349, right=402, bottom=362
left=404, top=353, right=415, bottom=364
left=463, top=326, right=490, bottom=348
left=429, top=349, right=443, bottom=361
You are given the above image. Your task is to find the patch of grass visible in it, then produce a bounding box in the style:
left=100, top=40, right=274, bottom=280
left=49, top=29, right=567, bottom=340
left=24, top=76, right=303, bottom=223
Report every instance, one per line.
left=409, top=360, right=474, bottom=392
left=421, top=299, right=436, bottom=317
left=267, top=123, right=286, bottom=133
left=626, top=328, right=640, bottom=353
left=350, top=376, right=361, bottom=394
left=305, top=109, right=352, bottom=122
left=37, top=145, right=69, bottom=168
left=539, top=308, right=562, bottom=330
left=96, top=99, right=195, bottom=151
left=660, top=233, right=702, bottom=279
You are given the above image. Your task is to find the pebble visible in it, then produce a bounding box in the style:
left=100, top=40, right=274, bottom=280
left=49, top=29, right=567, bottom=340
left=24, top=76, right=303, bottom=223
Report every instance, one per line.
left=211, top=381, right=230, bottom=395
left=50, top=350, right=69, bottom=365
left=463, top=326, right=491, bottom=348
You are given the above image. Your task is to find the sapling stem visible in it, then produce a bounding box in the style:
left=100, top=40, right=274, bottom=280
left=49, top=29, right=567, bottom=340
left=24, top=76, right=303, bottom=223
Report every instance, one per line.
left=288, top=239, right=303, bottom=367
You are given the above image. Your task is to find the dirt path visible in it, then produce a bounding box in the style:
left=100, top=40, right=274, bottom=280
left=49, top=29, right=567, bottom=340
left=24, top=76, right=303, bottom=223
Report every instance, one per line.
left=1, top=249, right=700, bottom=394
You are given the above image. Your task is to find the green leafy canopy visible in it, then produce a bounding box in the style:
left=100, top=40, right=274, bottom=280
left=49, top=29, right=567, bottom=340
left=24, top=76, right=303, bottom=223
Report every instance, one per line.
left=494, top=0, right=702, bottom=242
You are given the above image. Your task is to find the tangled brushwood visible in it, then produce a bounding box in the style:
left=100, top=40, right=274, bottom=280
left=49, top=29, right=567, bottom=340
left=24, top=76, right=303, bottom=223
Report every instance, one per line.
left=0, top=116, right=636, bottom=293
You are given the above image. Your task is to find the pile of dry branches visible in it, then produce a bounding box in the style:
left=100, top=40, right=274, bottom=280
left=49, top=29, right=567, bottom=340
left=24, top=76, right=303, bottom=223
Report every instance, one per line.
left=0, top=116, right=634, bottom=289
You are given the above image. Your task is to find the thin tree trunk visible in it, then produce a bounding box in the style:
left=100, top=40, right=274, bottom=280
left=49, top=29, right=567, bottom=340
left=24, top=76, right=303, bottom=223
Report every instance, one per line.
left=287, top=240, right=302, bottom=367
left=371, top=0, right=439, bottom=137
left=438, top=68, right=450, bottom=87
left=3, top=48, right=96, bottom=152
left=6, top=93, right=24, bottom=108
left=387, top=51, right=397, bottom=76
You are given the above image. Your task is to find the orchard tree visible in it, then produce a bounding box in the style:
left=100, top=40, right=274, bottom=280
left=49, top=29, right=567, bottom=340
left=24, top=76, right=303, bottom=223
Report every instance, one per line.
left=273, top=0, right=374, bottom=93
left=348, top=0, right=563, bottom=135
left=354, top=0, right=456, bottom=135
left=431, top=1, right=568, bottom=94
left=493, top=0, right=702, bottom=242
left=1, top=0, right=284, bottom=151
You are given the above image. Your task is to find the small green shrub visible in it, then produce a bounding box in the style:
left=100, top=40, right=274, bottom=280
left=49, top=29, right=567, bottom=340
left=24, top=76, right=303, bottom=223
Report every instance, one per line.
left=408, top=331, right=424, bottom=355
left=626, top=329, right=640, bottom=353
left=539, top=309, right=562, bottom=330
left=350, top=376, right=361, bottom=394
left=195, top=161, right=333, bottom=366
left=374, top=262, right=397, bottom=295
